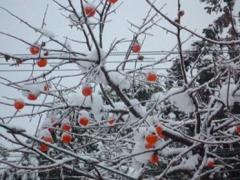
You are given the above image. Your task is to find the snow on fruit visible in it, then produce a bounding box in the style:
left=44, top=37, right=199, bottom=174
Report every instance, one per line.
left=30, top=45, right=40, bottom=55
left=146, top=72, right=157, bottom=82
left=207, top=158, right=215, bottom=169
left=145, top=143, right=155, bottom=149
left=108, top=114, right=115, bottom=126
left=79, top=116, right=89, bottom=127
left=149, top=154, right=159, bottom=164
left=61, top=120, right=72, bottom=132
left=82, top=85, right=93, bottom=97
left=22, top=84, right=41, bottom=101
left=61, top=132, right=72, bottom=144
left=132, top=134, right=153, bottom=164
left=42, top=135, right=54, bottom=144
left=235, top=126, right=240, bottom=135
left=39, top=143, right=49, bottom=152
left=14, top=99, right=25, bottom=110
left=155, top=125, right=164, bottom=138
left=37, top=58, right=48, bottom=68
left=108, top=117, right=115, bottom=126
left=131, top=42, right=141, bottom=53
left=84, top=5, right=96, bottom=17
left=27, top=92, right=38, bottom=101
left=38, top=130, right=54, bottom=152
left=145, top=133, right=158, bottom=146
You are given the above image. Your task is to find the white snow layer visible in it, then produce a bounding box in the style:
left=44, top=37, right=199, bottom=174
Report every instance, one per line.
left=38, top=129, right=52, bottom=138
left=168, top=154, right=199, bottom=173
left=219, top=84, right=240, bottom=107
left=108, top=71, right=131, bottom=90
left=168, top=87, right=195, bottom=113
left=36, top=28, right=56, bottom=38
left=129, top=99, right=146, bottom=117
left=68, top=92, right=103, bottom=121
left=21, top=84, right=42, bottom=97
left=132, top=143, right=152, bottom=164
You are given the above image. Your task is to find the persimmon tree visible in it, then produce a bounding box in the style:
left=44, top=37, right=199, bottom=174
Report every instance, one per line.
left=0, top=0, right=240, bottom=179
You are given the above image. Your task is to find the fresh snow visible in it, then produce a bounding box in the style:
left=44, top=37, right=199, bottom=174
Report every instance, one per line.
left=21, top=83, right=42, bottom=97
left=168, top=87, right=195, bottom=113
left=219, top=83, right=240, bottom=107
left=168, top=154, right=199, bottom=173
left=36, top=28, right=56, bottom=38
left=38, top=129, right=52, bottom=138
left=108, top=71, right=131, bottom=90
left=68, top=92, right=103, bottom=120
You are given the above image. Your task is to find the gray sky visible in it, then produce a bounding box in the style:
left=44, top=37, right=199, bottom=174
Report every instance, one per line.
left=0, top=0, right=217, bottom=53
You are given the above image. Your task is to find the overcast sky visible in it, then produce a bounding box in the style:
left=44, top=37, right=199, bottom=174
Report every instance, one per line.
left=0, top=0, right=235, bottom=146
left=0, top=0, right=218, bottom=52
